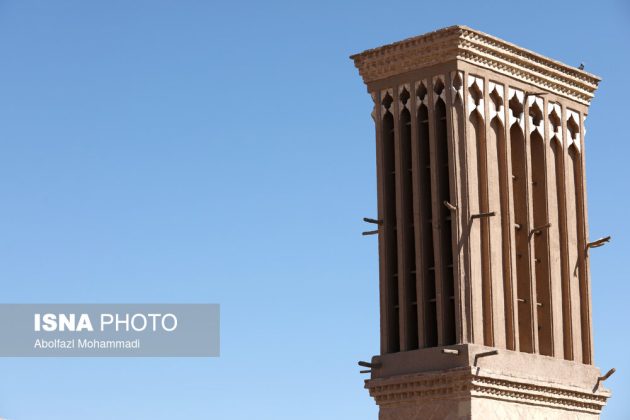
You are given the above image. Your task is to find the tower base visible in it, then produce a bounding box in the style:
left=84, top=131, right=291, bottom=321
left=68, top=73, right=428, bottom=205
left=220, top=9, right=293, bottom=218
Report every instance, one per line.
left=365, top=344, right=610, bottom=420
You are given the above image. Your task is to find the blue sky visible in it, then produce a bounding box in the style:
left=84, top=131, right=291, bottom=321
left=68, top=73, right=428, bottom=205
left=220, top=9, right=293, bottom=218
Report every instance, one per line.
left=0, top=0, right=627, bottom=418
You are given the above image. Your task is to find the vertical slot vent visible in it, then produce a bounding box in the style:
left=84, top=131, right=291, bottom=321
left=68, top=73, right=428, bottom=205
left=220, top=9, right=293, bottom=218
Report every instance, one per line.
left=492, top=112, right=514, bottom=350
left=531, top=130, right=552, bottom=356
left=470, top=108, right=492, bottom=346
left=417, top=95, right=437, bottom=347
left=400, top=93, right=419, bottom=350
left=510, top=122, right=534, bottom=353
left=435, top=85, right=456, bottom=345
left=564, top=147, right=582, bottom=361
left=382, top=97, right=399, bottom=353
left=485, top=85, right=508, bottom=349
left=550, top=106, right=572, bottom=361
left=570, top=147, right=589, bottom=364
left=567, top=113, right=590, bottom=364
left=552, top=136, right=572, bottom=360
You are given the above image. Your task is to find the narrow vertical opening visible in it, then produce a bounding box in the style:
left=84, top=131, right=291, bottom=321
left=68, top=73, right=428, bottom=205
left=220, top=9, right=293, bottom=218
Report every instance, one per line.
left=435, top=81, right=456, bottom=345
left=570, top=148, right=589, bottom=363
left=568, top=115, right=590, bottom=364
left=382, top=94, right=399, bottom=353
left=471, top=108, right=492, bottom=346
left=399, top=88, right=418, bottom=350
left=530, top=129, right=552, bottom=356
left=564, top=124, right=582, bottom=362
left=491, top=114, right=514, bottom=350
left=551, top=133, right=572, bottom=360
left=469, top=81, right=492, bottom=346
left=510, top=120, right=534, bottom=353
left=452, top=74, right=468, bottom=346
left=417, top=88, right=437, bottom=347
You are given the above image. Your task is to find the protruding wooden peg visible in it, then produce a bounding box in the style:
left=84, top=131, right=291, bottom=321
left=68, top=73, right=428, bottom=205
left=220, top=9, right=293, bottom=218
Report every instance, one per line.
left=587, top=236, right=611, bottom=249
left=363, top=217, right=383, bottom=225
left=473, top=349, right=499, bottom=367
left=363, top=217, right=383, bottom=236
left=514, top=223, right=522, bottom=230
left=476, top=349, right=499, bottom=357
left=599, top=368, right=616, bottom=382
left=530, top=222, right=551, bottom=238
left=358, top=360, right=381, bottom=369
left=471, top=211, right=496, bottom=220
left=524, top=90, right=549, bottom=99
left=443, top=201, right=457, bottom=212
left=593, top=367, right=616, bottom=392
left=359, top=370, right=371, bottom=374
left=517, top=298, right=526, bottom=303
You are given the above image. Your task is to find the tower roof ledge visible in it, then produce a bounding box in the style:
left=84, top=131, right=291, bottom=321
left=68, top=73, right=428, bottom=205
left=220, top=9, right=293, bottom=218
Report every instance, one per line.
left=350, top=25, right=600, bottom=105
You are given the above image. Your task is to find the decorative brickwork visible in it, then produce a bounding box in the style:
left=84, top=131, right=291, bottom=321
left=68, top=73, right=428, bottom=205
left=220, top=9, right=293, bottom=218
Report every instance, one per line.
left=351, top=26, right=599, bottom=105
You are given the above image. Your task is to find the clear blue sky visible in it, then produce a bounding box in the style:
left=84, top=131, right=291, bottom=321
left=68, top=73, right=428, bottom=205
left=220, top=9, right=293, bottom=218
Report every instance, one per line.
left=0, top=1, right=627, bottom=419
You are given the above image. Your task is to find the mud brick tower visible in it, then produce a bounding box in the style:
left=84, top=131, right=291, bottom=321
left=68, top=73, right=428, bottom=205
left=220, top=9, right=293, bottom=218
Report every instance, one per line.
left=351, top=26, right=612, bottom=419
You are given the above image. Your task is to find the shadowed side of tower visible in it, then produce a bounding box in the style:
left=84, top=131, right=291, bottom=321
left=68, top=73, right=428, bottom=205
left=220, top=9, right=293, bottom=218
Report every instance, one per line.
left=352, top=25, right=611, bottom=419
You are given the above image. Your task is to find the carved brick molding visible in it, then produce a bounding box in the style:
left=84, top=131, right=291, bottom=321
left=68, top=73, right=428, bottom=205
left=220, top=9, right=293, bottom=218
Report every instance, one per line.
left=351, top=26, right=600, bottom=106
left=366, top=367, right=610, bottom=416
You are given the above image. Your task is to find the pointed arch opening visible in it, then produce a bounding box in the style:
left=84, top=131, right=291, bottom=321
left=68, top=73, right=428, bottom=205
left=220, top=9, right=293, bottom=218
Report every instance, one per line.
left=435, top=82, right=456, bottom=345
left=491, top=114, right=514, bottom=350
left=510, top=122, right=534, bottom=353
left=530, top=129, right=552, bottom=356
left=416, top=83, right=437, bottom=347
left=567, top=114, right=590, bottom=364
left=470, top=107, right=493, bottom=346
left=399, top=88, right=418, bottom=350
left=382, top=93, right=399, bottom=353
left=548, top=107, right=572, bottom=360
left=551, top=134, right=572, bottom=360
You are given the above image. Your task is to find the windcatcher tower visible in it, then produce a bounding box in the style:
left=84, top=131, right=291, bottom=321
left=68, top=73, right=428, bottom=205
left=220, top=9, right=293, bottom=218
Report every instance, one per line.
left=352, top=26, right=612, bottom=419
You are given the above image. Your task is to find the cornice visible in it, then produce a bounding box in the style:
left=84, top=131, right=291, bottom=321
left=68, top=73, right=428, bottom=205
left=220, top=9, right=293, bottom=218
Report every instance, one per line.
left=365, top=367, right=610, bottom=415
left=350, top=26, right=600, bottom=106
